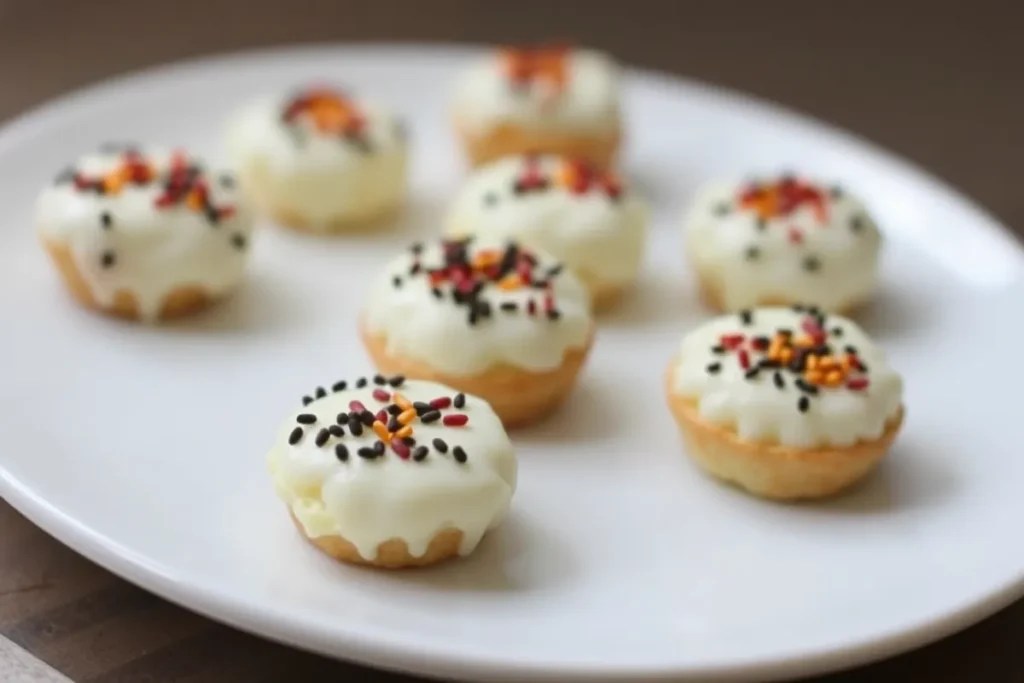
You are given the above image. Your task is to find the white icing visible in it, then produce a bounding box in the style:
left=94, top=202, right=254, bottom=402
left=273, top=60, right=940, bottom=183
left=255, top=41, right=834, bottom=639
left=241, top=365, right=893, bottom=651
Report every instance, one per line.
left=684, top=178, right=882, bottom=311
left=670, top=308, right=903, bottom=448
left=34, top=147, right=255, bottom=321
left=364, top=237, right=593, bottom=375
left=451, top=49, right=620, bottom=135
left=225, top=93, right=407, bottom=228
left=443, top=154, right=647, bottom=291
left=266, top=379, right=517, bottom=560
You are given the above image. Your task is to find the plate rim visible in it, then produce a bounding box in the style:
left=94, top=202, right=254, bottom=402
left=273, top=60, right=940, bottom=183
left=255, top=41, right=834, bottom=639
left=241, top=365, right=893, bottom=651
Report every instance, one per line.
left=2, top=42, right=1023, bottom=682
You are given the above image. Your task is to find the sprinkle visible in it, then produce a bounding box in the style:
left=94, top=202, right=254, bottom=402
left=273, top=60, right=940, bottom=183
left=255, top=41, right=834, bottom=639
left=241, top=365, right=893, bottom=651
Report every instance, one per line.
left=410, top=242, right=424, bottom=254
left=788, top=228, right=804, bottom=244
left=798, top=396, right=810, bottom=413
left=374, top=440, right=386, bottom=454
left=388, top=375, right=405, bottom=387
left=413, top=446, right=429, bottom=461
left=850, top=216, right=864, bottom=232
left=443, top=414, right=469, bottom=427
left=527, top=299, right=537, bottom=316
left=332, top=380, right=347, bottom=392
left=803, top=255, right=821, bottom=272
left=329, top=424, right=345, bottom=437
left=431, top=287, right=443, bottom=299
left=421, top=410, right=442, bottom=423
left=372, top=421, right=390, bottom=440
left=349, top=420, right=364, bottom=437
left=751, top=336, right=771, bottom=350
left=744, top=367, right=760, bottom=380
left=830, top=185, right=844, bottom=198
left=231, top=234, right=247, bottom=250
left=453, top=446, right=468, bottom=463
left=100, top=251, right=116, bottom=268
left=755, top=217, right=767, bottom=231
left=432, top=438, right=449, bottom=453
left=744, top=246, right=760, bottom=261
left=795, top=379, right=819, bottom=395
left=738, top=350, right=751, bottom=370
left=830, top=327, right=844, bottom=337
left=721, top=334, right=745, bottom=350
left=398, top=408, right=417, bottom=425
left=219, top=174, right=235, bottom=188
left=391, top=438, right=411, bottom=459
left=336, top=412, right=350, bottom=424
left=372, top=388, right=391, bottom=402
left=773, top=371, right=785, bottom=389
left=847, top=378, right=870, bottom=391
left=454, top=393, right=466, bottom=409
left=392, top=276, right=402, bottom=288
left=361, top=410, right=375, bottom=426
left=739, top=309, right=753, bottom=325
left=315, top=428, right=330, bottom=447
left=387, top=404, right=402, bottom=416
left=713, top=202, right=732, bottom=216
left=373, top=374, right=387, bottom=386
left=483, top=191, right=499, bottom=206
left=711, top=345, right=725, bottom=355
left=356, top=377, right=368, bottom=388
left=393, top=393, right=412, bottom=410
left=302, top=396, right=313, bottom=406
left=430, top=397, right=452, bottom=409
left=315, top=386, right=327, bottom=398
left=413, top=401, right=431, bottom=415
left=288, top=427, right=303, bottom=445
left=547, top=309, right=561, bottom=320
left=357, top=446, right=378, bottom=459
left=387, top=417, right=401, bottom=433
left=296, top=413, right=317, bottom=424
left=402, top=436, right=416, bottom=446
left=335, top=444, right=349, bottom=461
left=706, top=362, right=722, bottom=374
left=395, top=425, right=414, bottom=439
left=100, top=212, right=113, bottom=228
left=377, top=410, right=389, bottom=424
left=500, top=301, right=518, bottom=312
left=349, top=400, right=366, bottom=413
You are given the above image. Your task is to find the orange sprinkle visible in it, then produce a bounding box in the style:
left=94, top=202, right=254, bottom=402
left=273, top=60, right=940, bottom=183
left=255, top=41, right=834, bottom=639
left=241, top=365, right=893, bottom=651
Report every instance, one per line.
left=497, top=274, right=523, bottom=291
left=372, top=421, right=390, bottom=441
left=398, top=409, right=417, bottom=425
left=472, top=249, right=501, bottom=270
left=394, top=425, right=414, bottom=440
left=825, top=370, right=844, bottom=386
left=806, top=356, right=819, bottom=370
left=393, top=393, right=412, bottom=410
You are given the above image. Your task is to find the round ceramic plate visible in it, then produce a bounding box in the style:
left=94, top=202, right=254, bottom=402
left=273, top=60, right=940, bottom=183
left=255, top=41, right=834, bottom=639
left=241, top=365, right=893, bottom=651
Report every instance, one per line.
left=1, top=45, right=1023, bottom=683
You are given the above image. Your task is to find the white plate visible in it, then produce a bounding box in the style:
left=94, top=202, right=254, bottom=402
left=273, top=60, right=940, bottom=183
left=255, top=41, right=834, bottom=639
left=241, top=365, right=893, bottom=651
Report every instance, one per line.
left=2, top=45, right=1024, bottom=683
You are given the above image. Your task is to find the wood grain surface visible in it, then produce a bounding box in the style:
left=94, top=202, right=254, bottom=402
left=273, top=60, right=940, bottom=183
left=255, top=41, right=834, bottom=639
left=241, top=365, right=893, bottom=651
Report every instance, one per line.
left=1, top=1, right=1022, bottom=681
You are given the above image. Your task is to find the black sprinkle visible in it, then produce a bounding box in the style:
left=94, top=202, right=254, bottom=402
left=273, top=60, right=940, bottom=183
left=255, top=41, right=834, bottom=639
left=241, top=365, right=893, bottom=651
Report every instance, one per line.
left=454, top=393, right=466, bottom=409
left=288, top=427, right=303, bottom=445
left=332, top=380, right=347, bottom=392
left=315, top=386, right=327, bottom=399
left=830, top=185, right=844, bottom=199
left=831, top=327, right=844, bottom=337
left=453, top=446, right=468, bottom=463
left=483, top=191, right=499, bottom=207
left=329, top=424, right=345, bottom=438
left=798, top=396, right=810, bottom=413
left=413, top=401, right=431, bottom=415
left=388, top=375, right=405, bottom=387
left=374, top=440, right=386, bottom=454
left=402, top=436, right=416, bottom=446
left=713, top=202, right=731, bottom=216
left=100, top=251, right=116, bottom=268
left=739, top=309, right=753, bottom=325
left=387, top=417, right=401, bottom=433
left=356, top=377, right=368, bottom=388
left=431, top=287, right=443, bottom=299
left=547, top=309, right=561, bottom=321
left=231, top=234, right=247, bottom=250
left=432, top=438, right=448, bottom=453
left=357, top=446, right=378, bottom=459
left=219, top=174, right=235, bottom=189
left=755, top=217, right=767, bottom=231
left=336, top=412, right=350, bottom=424
left=349, top=420, right=364, bottom=437
left=392, top=276, right=402, bottom=288
left=744, top=246, right=760, bottom=261
left=296, top=413, right=317, bottom=425
left=844, top=345, right=858, bottom=355
left=387, top=404, right=402, bottom=416
left=744, top=367, right=760, bottom=380
left=315, top=428, right=330, bottom=447
left=773, top=371, right=785, bottom=389
left=360, top=410, right=375, bottom=426
left=500, top=301, right=518, bottom=312
left=421, top=410, right=442, bottom=424
left=706, top=362, right=722, bottom=374
left=791, top=304, right=806, bottom=312
left=413, top=446, right=429, bottom=461
left=803, top=255, right=821, bottom=273
left=335, top=444, right=349, bottom=461
left=859, top=362, right=870, bottom=373
left=778, top=327, right=794, bottom=337
left=711, top=345, right=725, bottom=355
left=54, top=167, right=77, bottom=184
left=99, top=212, right=113, bottom=229
left=373, top=374, right=387, bottom=386
left=759, top=358, right=781, bottom=369
left=409, top=262, right=422, bottom=276
left=795, top=379, right=819, bottom=395
left=410, top=242, right=424, bottom=255
left=547, top=264, right=564, bottom=277
left=850, top=216, right=864, bottom=232
left=468, top=309, right=479, bottom=326
left=302, top=396, right=313, bottom=406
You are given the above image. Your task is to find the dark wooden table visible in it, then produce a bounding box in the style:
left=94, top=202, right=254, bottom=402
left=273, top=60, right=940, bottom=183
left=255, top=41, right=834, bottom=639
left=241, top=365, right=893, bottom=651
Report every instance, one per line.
left=1, top=1, right=1022, bottom=681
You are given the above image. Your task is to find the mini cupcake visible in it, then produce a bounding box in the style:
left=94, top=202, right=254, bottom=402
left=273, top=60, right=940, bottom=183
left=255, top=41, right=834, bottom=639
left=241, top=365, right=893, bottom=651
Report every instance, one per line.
left=665, top=306, right=904, bottom=500
left=684, top=175, right=882, bottom=313
left=34, top=144, right=254, bottom=322
left=443, top=154, right=647, bottom=310
left=268, top=375, right=517, bottom=568
left=361, top=237, right=594, bottom=427
left=226, top=86, right=407, bottom=232
left=451, top=45, right=622, bottom=169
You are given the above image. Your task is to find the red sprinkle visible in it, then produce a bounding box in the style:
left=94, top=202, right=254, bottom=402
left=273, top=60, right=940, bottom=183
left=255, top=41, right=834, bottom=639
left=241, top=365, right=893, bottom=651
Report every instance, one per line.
left=442, top=414, right=469, bottom=427
left=527, top=299, right=537, bottom=316
left=738, top=349, right=751, bottom=370
left=391, top=438, right=411, bottom=459
left=349, top=400, right=366, bottom=413
left=372, top=388, right=391, bottom=402
left=788, top=227, right=804, bottom=244
left=847, top=378, right=869, bottom=391
left=429, top=397, right=452, bottom=409
left=375, top=409, right=388, bottom=423
left=721, top=334, right=745, bottom=350
left=751, top=337, right=769, bottom=351
left=543, top=294, right=555, bottom=312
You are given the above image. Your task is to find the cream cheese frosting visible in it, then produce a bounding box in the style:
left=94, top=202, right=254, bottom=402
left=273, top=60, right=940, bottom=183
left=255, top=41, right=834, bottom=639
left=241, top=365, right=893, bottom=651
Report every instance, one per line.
left=684, top=175, right=882, bottom=312
left=443, top=154, right=647, bottom=291
left=267, top=376, right=517, bottom=560
left=669, top=307, right=903, bottom=448
left=364, top=237, right=593, bottom=375
left=34, top=144, right=254, bottom=321
left=451, top=46, right=620, bottom=135
left=226, top=87, right=407, bottom=227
